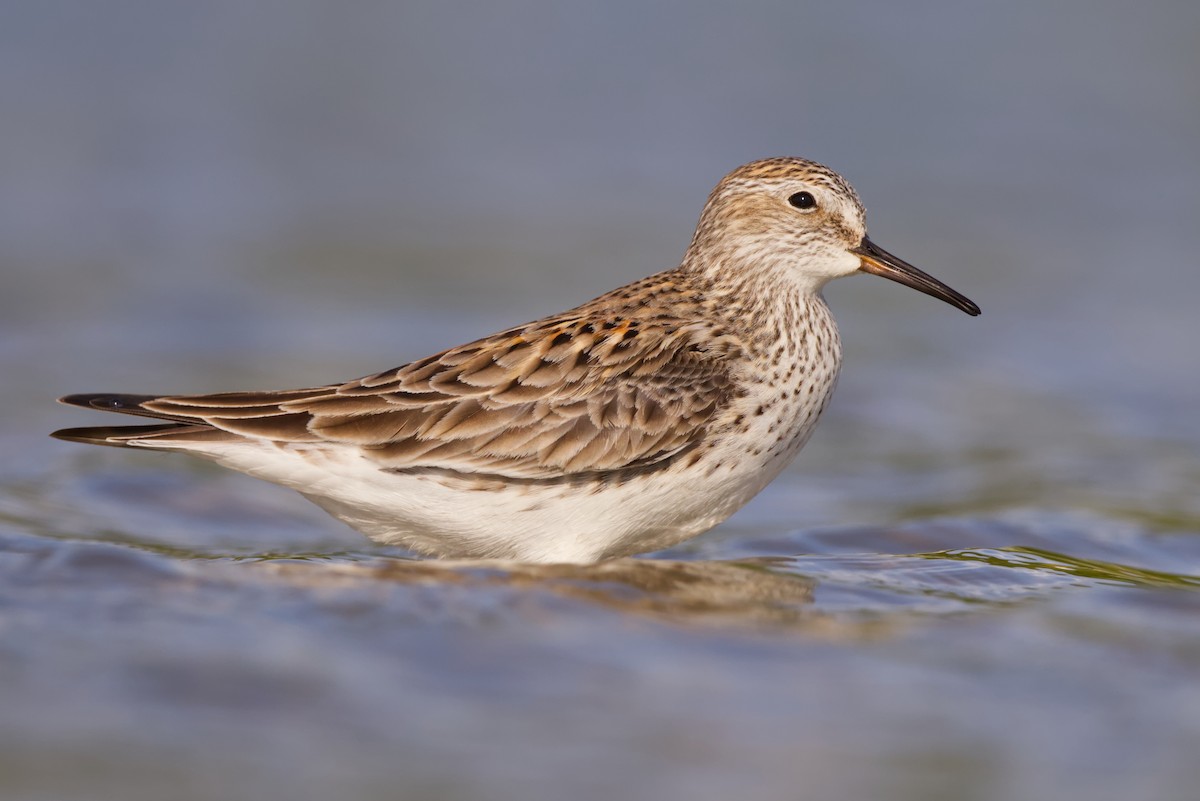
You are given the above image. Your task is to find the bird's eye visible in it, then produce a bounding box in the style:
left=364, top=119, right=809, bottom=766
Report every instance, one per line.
left=788, top=191, right=817, bottom=210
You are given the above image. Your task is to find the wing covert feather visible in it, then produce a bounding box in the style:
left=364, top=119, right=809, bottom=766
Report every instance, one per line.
left=139, top=315, right=740, bottom=479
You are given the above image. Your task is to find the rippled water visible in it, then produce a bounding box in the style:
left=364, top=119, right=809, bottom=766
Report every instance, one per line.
left=5, top=3, right=1200, bottom=800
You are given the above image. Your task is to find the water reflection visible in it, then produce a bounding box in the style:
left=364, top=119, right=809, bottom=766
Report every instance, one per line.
left=257, top=556, right=818, bottom=627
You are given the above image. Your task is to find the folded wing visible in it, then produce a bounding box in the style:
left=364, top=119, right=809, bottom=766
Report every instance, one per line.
left=60, top=316, right=740, bottom=480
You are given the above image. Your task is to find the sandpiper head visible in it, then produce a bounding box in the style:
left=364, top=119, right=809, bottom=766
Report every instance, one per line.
left=691, top=157, right=980, bottom=315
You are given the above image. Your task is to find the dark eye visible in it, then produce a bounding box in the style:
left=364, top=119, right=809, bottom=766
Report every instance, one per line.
left=788, top=191, right=817, bottom=210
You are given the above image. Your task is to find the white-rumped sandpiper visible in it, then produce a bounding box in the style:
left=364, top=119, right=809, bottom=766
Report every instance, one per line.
left=54, top=157, right=979, bottom=562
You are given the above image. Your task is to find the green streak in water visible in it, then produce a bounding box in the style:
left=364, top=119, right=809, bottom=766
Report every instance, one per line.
left=929, top=546, right=1200, bottom=590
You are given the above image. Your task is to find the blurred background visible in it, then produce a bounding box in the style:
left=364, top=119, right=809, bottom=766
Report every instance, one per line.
left=2, top=2, right=1198, bottom=801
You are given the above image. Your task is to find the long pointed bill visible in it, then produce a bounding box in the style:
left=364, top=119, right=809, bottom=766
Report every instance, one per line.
left=853, top=237, right=980, bottom=316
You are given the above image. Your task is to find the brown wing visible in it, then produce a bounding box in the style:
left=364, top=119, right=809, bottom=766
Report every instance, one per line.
left=132, top=315, right=739, bottom=479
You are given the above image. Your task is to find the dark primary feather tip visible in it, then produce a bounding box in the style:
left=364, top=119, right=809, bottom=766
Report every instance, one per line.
left=50, top=423, right=223, bottom=448
left=50, top=427, right=95, bottom=444
left=50, top=425, right=139, bottom=446
left=57, top=393, right=156, bottom=411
